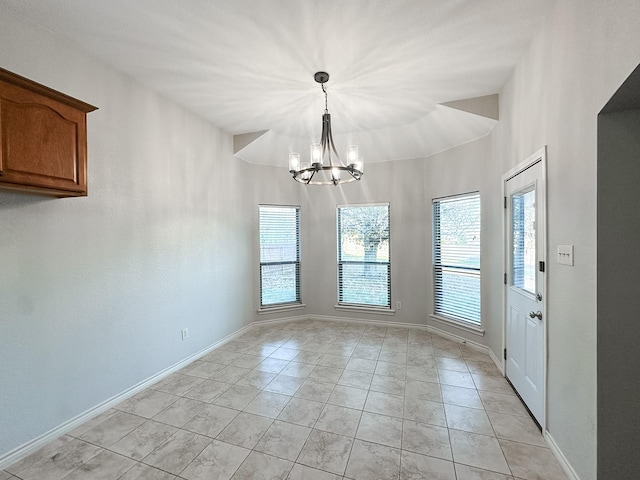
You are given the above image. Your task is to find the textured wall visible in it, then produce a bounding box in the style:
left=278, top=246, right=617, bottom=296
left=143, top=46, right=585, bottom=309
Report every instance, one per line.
left=0, top=10, right=254, bottom=457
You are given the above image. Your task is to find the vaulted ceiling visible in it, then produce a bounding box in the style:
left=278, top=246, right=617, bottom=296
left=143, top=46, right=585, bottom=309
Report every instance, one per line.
left=0, top=0, right=556, bottom=166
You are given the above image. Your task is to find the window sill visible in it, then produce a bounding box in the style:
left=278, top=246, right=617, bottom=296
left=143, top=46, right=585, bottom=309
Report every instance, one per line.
left=335, top=305, right=396, bottom=316
left=429, top=314, right=485, bottom=336
left=258, top=304, right=306, bottom=315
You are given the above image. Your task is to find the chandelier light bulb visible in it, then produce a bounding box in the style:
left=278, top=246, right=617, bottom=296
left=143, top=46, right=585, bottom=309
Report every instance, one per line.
left=346, top=145, right=358, bottom=165
left=311, top=143, right=323, bottom=166
left=332, top=167, right=341, bottom=183
left=289, top=152, right=300, bottom=173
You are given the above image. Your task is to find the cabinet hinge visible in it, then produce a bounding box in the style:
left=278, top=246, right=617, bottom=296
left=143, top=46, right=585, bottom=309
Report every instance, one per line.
left=539, top=261, right=545, bottom=272
left=504, top=273, right=507, bottom=285
left=504, top=348, right=507, bottom=360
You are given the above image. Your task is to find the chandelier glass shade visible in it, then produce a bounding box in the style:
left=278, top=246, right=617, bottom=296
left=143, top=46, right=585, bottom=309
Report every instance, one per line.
left=289, top=72, right=364, bottom=185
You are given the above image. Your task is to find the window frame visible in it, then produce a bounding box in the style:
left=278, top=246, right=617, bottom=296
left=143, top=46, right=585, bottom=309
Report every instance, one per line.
left=258, top=204, right=302, bottom=309
left=336, top=202, right=391, bottom=310
left=432, top=192, right=482, bottom=328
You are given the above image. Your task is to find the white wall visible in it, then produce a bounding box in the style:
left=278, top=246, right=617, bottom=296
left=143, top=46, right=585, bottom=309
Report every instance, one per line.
left=491, top=1, right=640, bottom=478
left=0, top=10, right=254, bottom=459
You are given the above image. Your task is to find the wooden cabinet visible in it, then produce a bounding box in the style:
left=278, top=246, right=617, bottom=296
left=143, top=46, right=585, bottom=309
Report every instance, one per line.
left=0, top=68, right=97, bottom=197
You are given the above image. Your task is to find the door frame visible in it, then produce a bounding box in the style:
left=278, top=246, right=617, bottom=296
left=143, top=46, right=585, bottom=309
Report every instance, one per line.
left=501, top=146, right=548, bottom=431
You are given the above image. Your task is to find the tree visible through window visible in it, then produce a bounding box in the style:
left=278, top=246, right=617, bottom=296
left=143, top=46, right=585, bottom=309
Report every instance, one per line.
left=259, top=205, right=300, bottom=307
left=337, top=204, right=390, bottom=308
left=433, top=193, right=481, bottom=324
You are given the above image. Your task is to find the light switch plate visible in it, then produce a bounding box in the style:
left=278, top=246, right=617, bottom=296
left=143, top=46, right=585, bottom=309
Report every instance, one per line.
left=557, top=245, right=574, bottom=266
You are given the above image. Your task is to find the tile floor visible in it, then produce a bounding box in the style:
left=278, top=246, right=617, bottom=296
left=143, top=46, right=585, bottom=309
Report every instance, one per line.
left=3, top=320, right=569, bottom=480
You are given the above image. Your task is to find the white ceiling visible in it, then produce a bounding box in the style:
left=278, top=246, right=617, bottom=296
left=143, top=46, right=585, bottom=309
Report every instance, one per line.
left=1, top=0, right=556, bottom=166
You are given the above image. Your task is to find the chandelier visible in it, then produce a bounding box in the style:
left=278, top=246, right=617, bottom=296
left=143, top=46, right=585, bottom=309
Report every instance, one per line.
left=288, top=72, right=364, bottom=185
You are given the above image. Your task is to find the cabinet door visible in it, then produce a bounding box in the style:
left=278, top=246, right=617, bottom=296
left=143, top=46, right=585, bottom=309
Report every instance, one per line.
left=0, top=79, right=89, bottom=196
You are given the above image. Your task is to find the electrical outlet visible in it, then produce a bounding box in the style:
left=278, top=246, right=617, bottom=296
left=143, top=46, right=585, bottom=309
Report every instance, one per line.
left=396, top=301, right=402, bottom=310
left=181, top=328, right=189, bottom=340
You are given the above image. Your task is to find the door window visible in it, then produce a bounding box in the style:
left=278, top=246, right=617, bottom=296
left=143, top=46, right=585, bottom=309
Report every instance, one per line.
left=511, top=188, right=536, bottom=295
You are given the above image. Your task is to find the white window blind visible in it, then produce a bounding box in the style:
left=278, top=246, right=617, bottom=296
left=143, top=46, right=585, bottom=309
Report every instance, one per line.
left=337, top=204, right=390, bottom=308
left=433, top=193, right=481, bottom=324
left=259, top=205, right=301, bottom=307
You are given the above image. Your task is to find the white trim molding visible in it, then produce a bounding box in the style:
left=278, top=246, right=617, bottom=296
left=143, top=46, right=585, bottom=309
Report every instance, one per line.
left=253, top=314, right=309, bottom=326
left=257, top=303, right=306, bottom=315
left=334, top=305, right=396, bottom=316
left=426, top=323, right=494, bottom=357
left=488, top=348, right=505, bottom=376
left=428, top=314, right=485, bottom=336
left=545, top=432, right=581, bottom=480
left=310, top=314, right=419, bottom=329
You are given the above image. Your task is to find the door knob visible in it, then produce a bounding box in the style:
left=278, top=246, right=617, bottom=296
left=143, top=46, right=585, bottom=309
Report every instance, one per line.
left=529, top=311, right=543, bottom=320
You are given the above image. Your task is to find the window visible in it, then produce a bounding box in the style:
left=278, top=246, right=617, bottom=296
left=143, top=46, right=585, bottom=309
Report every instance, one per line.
left=512, top=188, right=536, bottom=294
left=337, top=204, right=390, bottom=308
left=432, top=193, right=481, bottom=324
left=259, top=205, right=301, bottom=307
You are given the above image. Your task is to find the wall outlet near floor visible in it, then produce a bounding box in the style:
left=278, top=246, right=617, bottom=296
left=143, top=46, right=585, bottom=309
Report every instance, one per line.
left=181, top=328, right=189, bottom=340
left=396, top=301, right=402, bottom=310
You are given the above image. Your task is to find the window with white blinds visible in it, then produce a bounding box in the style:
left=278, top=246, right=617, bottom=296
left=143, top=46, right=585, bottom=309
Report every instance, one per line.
left=432, top=193, right=481, bottom=324
left=337, top=204, right=390, bottom=308
left=259, top=205, right=301, bottom=307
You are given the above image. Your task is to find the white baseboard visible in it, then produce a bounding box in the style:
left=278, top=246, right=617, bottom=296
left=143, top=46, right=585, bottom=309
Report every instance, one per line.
left=308, top=314, right=430, bottom=330
left=426, top=323, right=505, bottom=375
left=252, top=314, right=309, bottom=326
left=545, top=431, right=581, bottom=480
left=0, top=323, right=253, bottom=470
left=426, top=323, right=487, bottom=350
left=488, top=348, right=505, bottom=375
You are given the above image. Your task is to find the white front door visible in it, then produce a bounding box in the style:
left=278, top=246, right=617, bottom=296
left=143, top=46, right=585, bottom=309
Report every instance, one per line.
left=504, top=151, right=546, bottom=427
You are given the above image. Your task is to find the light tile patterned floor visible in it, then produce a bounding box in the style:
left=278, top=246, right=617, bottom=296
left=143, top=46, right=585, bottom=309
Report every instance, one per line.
left=3, top=320, right=568, bottom=480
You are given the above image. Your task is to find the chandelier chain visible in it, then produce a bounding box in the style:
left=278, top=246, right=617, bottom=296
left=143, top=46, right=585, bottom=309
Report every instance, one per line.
left=322, top=83, right=328, bottom=113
